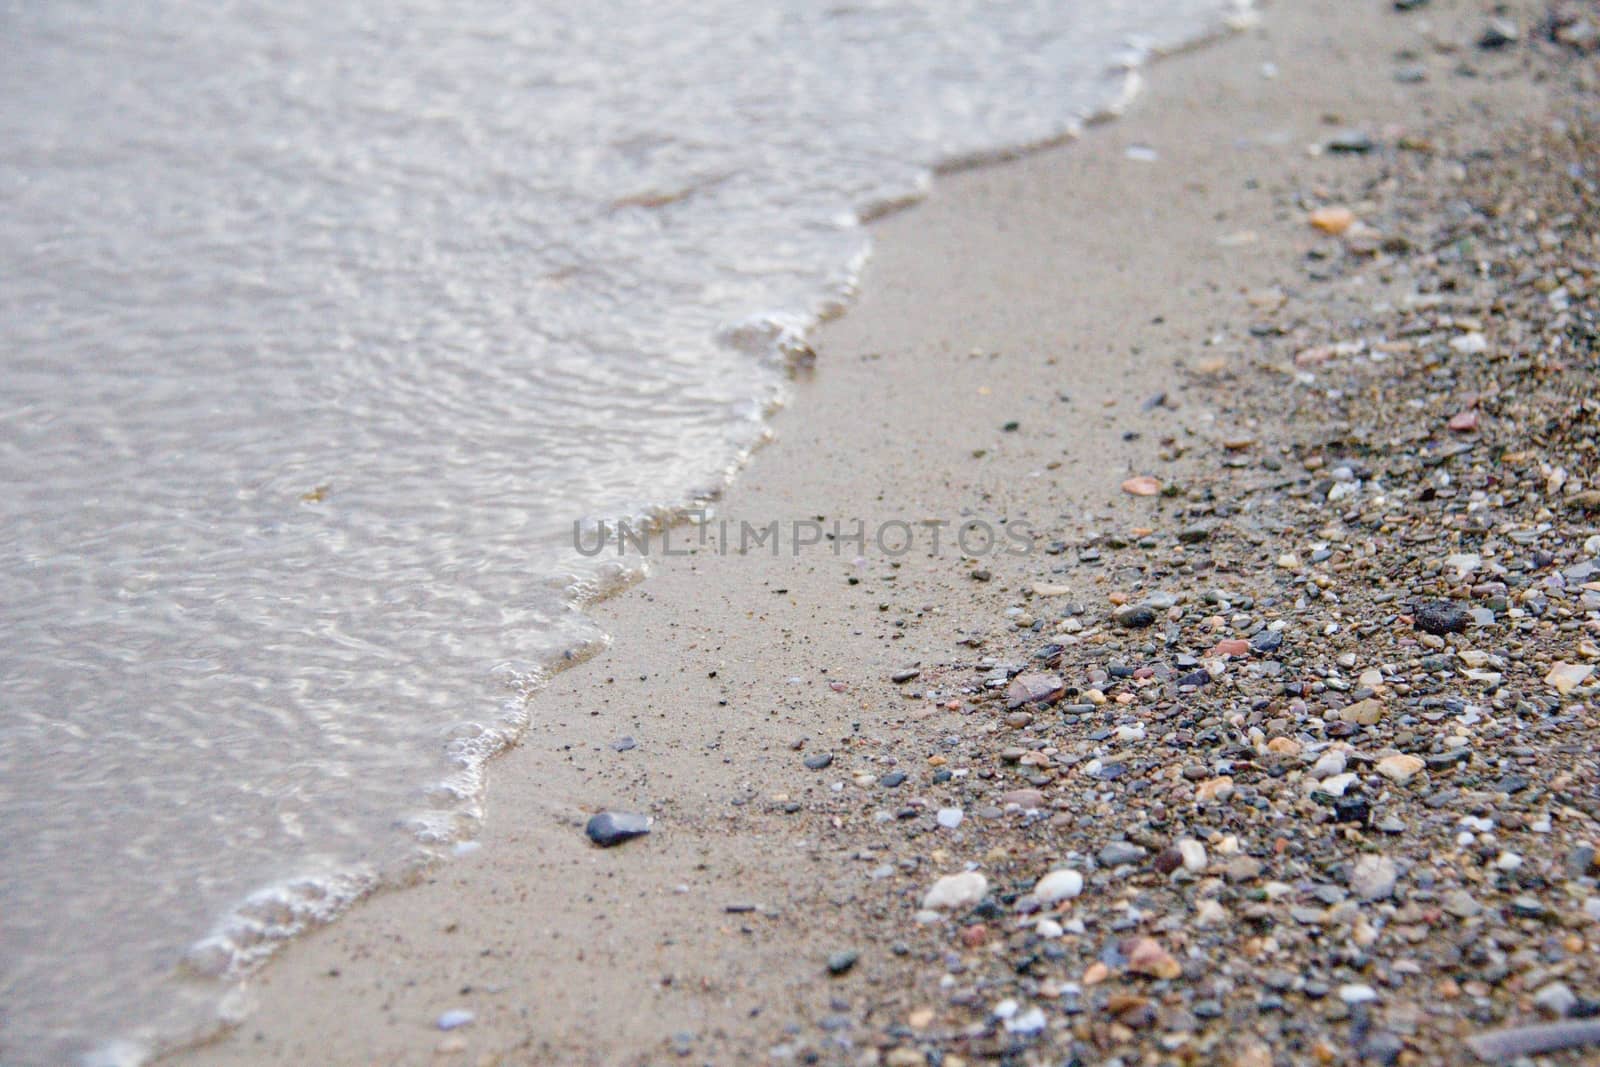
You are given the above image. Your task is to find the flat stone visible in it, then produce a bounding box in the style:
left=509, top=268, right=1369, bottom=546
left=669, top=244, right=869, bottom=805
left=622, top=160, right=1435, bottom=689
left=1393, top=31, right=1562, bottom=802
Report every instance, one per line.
left=1340, top=699, right=1386, bottom=726
left=1006, top=672, right=1065, bottom=708
left=1250, top=629, right=1284, bottom=654
left=1546, top=662, right=1594, bottom=695
left=1098, top=841, right=1147, bottom=868
left=1000, top=788, right=1047, bottom=809
left=1224, top=856, right=1263, bottom=883
left=1376, top=754, right=1425, bottom=784
left=585, top=811, right=652, bottom=847
left=1352, top=855, right=1399, bottom=901
left=1326, top=128, right=1374, bottom=153
left=804, top=752, right=834, bottom=770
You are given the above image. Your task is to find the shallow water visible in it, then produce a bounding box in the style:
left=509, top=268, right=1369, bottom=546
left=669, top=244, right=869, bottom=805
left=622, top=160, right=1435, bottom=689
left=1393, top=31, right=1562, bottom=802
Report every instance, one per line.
left=0, top=0, right=1245, bottom=1061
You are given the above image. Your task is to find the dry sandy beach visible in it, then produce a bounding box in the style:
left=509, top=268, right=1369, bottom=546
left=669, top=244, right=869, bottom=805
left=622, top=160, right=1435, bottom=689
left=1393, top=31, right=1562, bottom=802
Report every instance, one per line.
left=172, top=1, right=1600, bottom=1064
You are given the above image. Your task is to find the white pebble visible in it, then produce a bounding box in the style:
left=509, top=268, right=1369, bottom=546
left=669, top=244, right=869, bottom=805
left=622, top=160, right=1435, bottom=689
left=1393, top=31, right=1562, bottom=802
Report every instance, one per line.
left=1319, top=772, right=1357, bottom=797
left=1032, top=869, right=1084, bottom=904
left=1312, top=750, right=1348, bottom=779
left=436, top=1009, right=475, bottom=1031
left=1005, top=1006, right=1047, bottom=1035
left=1339, top=984, right=1378, bottom=1005
left=922, top=871, right=987, bottom=911
left=1495, top=851, right=1522, bottom=872
left=1178, top=839, right=1208, bottom=873
left=1035, top=918, right=1064, bottom=939
left=936, top=807, right=964, bottom=829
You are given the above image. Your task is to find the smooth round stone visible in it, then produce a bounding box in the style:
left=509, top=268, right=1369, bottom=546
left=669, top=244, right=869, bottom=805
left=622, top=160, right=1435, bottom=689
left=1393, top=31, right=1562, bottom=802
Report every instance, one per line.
left=1032, top=869, right=1084, bottom=904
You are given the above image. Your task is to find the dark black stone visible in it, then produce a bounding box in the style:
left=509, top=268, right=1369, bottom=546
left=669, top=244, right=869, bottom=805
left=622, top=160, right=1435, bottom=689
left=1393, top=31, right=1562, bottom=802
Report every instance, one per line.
left=1250, top=629, right=1284, bottom=654
left=1414, top=600, right=1471, bottom=635
left=585, top=811, right=652, bottom=847
left=1113, top=605, right=1156, bottom=628
left=1334, top=794, right=1372, bottom=825
left=826, top=950, right=859, bottom=975
left=1326, top=129, right=1375, bottom=153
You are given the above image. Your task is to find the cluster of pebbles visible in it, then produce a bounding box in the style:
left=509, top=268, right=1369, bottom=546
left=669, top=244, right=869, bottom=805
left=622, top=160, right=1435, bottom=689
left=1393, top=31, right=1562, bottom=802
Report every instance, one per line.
left=767, top=12, right=1600, bottom=1067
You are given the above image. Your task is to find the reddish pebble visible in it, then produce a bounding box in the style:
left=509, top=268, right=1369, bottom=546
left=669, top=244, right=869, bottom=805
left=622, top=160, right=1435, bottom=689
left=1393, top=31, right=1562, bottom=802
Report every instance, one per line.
left=960, top=923, right=989, bottom=948
left=1448, top=411, right=1479, bottom=432
left=1208, top=639, right=1251, bottom=657
left=1121, top=475, right=1161, bottom=496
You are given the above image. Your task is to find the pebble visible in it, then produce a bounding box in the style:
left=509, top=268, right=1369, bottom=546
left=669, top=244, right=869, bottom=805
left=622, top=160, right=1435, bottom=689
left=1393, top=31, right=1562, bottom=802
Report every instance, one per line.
left=1413, top=600, right=1470, bottom=635
left=1312, top=750, right=1348, bottom=779
left=1376, top=754, right=1425, bottom=784
left=1479, top=17, right=1519, bottom=47
left=936, top=807, right=964, bottom=829
left=1113, top=604, right=1156, bottom=628
left=436, top=1009, right=475, bottom=1031
left=1339, top=984, right=1378, bottom=1006
left=1533, top=982, right=1577, bottom=1018
left=1002, top=1005, right=1047, bottom=1035
left=1032, top=868, right=1084, bottom=903
left=1546, top=662, right=1593, bottom=695
left=1000, top=788, right=1046, bottom=809
left=890, top=668, right=920, bottom=683
left=922, top=871, right=987, bottom=911
left=1326, top=128, right=1375, bottom=153
left=585, top=811, right=651, bottom=847
left=1352, top=855, right=1399, bottom=901
left=1006, top=672, right=1064, bottom=708
left=1443, top=889, right=1482, bottom=918
left=1177, top=838, right=1208, bottom=873
left=1126, top=938, right=1182, bottom=980
left=1339, top=699, right=1386, bottom=726
left=804, top=752, right=834, bottom=770
left=1098, top=841, right=1146, bottom=867
left=1121, top=475, right=1161, bottom=496
left=1309, top=205, right=1355, bottom=235
left=826, top=950, right=859, bottom=976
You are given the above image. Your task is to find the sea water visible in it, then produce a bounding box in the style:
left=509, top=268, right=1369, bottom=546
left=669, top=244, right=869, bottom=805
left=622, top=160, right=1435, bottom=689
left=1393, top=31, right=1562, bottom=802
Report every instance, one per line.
left=0, top=1, right=1247, bottom=1061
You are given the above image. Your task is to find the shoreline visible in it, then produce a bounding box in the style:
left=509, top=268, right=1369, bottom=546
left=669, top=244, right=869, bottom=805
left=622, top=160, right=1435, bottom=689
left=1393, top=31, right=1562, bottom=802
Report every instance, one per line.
left=172, top=2, right=1600, bottom=1064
